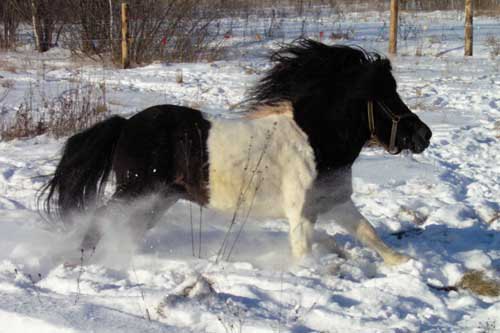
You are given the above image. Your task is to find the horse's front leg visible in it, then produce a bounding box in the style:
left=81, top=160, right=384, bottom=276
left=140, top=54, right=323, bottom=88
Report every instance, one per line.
left=282, top=170, right=317, bottom=260
left=287, top=213, right=314, bottom=259
left=283, top=185, right=318, bottom=259
left=326, top=200, right=410, bottom=266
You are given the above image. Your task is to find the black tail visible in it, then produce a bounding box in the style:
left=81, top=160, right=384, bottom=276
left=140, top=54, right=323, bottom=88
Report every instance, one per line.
left=40, top=116, right=126, bottom=223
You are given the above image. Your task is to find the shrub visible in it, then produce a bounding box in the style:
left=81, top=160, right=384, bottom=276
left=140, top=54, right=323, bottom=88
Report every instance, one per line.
left=61, top=0, right=226, bottom=65
left=0, top=80, right=109, bottom=141
left=485, top=36, right=500, bottom=58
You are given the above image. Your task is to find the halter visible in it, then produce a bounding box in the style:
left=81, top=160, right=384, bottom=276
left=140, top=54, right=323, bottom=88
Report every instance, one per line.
left=367, top=100, right=416, bottom=154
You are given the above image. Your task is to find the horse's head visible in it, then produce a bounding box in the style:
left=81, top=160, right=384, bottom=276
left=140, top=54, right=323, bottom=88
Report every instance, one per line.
left=355, top=58, right=432, bottom=154
left=250, top=39, right=432, bottom=164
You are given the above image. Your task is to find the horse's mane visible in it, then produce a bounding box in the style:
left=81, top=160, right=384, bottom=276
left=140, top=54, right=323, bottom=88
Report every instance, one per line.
left=244, top=101, right=293, bottom=119
left=250, top=39, right=390, bottom=105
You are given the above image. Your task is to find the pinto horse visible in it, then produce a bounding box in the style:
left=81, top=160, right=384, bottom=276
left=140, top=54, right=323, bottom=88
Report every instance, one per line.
left=42, top=39, right=431, bottom=265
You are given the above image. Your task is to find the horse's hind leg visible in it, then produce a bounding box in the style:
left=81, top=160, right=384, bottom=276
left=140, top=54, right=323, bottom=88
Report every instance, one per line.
left=124, top=191, right=179, bottom=244
left=80, top=188, right=178, bottom=252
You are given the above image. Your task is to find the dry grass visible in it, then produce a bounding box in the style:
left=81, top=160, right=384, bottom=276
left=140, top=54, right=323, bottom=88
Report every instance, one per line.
left=477, top=319, right=497, bottom=333
left=458, top=270, right=500, bottom=297
left=0, top=78, right=14, bottom=104
left=485, top=36, right=500, bottom=58
left=399, top=206, right=427, bottom=225
left=487, top=211, right=500, bottom=224
left=476, top=7, right=500, bottom=16
left=329, top=27, right=355, bottom=41
left=427, top=270, right=500, bottom=298
left=0, top=59, right=17, bottom=73
left=0, top=80, right=109, bottom=141
left=1, top=79, right=14, bottom=89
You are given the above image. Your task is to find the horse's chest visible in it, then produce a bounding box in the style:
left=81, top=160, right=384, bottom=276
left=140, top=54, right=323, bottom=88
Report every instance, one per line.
left=306, top=169, right=354, bottom=216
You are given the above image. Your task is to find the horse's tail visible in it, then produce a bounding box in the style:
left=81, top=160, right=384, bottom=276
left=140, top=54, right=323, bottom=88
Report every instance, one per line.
left=40, top=116, right=127, bottom=223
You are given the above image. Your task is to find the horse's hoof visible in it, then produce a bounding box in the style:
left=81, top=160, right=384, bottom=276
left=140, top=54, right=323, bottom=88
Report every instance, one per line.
left=384, top=253, right=411, bottom=266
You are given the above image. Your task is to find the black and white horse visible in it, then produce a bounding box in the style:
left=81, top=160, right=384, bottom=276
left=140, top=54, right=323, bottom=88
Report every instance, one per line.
left=42, top=39, right=431, bottom=265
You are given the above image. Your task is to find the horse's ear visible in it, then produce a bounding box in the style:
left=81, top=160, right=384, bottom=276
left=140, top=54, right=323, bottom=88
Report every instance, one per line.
left=350, top=57, right=393, bottom=99
left=366, top=57, right=392, bottom=76
left=374, top=58, right=392, bottom=71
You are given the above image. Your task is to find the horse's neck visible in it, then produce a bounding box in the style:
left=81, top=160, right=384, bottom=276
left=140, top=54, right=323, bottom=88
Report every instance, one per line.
left=292, top=101, right=368, bottom=173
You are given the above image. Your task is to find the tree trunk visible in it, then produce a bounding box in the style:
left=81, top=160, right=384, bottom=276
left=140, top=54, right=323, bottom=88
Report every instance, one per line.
left=31, top=0, right=51, bottom=52
left=40, top=15, right=52, bottom=51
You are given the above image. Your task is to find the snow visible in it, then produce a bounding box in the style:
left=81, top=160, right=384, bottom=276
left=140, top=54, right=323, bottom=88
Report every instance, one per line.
left=0, top=9, right=499, bottom=333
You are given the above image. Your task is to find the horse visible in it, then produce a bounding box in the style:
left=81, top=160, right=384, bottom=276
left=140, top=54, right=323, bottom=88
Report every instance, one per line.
left=41, top=39, right=432, bottom=265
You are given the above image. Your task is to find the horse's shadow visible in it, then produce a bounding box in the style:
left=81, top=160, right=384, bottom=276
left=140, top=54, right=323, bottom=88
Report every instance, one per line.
left=389, top=223, right=499, bottom=257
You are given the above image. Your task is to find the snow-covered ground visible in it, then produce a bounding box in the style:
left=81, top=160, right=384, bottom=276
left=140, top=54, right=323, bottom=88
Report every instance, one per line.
left=0, top=10, right=499, bottom=333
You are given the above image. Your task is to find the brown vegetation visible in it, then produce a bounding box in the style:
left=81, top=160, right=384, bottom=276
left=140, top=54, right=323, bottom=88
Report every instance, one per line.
left=458, top=270, right=500, bottom=297
left=0, top=1, right=19, bottom=49
left=0, top=80, right=109, bottom=141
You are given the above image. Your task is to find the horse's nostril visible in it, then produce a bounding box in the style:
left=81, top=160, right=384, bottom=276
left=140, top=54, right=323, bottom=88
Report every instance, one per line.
left=417, top=127, right=432, bottom=142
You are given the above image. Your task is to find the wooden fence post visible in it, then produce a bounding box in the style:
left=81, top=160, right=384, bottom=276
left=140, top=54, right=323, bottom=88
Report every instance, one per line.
left=121, top=2, right=130, bottom=69
left=465, top=0, right=473, bottom=56
left=389, top=0, right=399, bottom=55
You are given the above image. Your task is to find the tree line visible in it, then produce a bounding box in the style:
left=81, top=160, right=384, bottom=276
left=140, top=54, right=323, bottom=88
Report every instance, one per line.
left=1, top=0, right=498, bottom=63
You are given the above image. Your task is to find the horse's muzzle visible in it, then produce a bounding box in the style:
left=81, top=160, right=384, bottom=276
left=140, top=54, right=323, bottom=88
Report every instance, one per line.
left=410, top=124, right=432, bottom=153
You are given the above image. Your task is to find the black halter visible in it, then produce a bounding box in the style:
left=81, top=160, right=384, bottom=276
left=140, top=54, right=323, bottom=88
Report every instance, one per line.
left=367, top=101, right=417, bottom=154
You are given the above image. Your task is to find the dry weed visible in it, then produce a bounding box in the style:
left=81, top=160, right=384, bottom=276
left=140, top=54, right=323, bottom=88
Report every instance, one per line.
left=485, top=36, right=500, bottom=58
left=1, top=80, right=109, bottom=141
left=0, top=59, right=17, bottom=73
left=458, top=270, right=500, bottom=297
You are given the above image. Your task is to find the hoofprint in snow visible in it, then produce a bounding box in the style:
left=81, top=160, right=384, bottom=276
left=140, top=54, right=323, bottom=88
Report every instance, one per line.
left=0, top=10, right=499, bottom=333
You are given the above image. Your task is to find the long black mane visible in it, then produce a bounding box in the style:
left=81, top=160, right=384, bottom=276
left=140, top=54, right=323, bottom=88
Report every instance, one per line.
left=251, top=39, right=384, bottom=103
left=250, top=39, right=394, bottom=173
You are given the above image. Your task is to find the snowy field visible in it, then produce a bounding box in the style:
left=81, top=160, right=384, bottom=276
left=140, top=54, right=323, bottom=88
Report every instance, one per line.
left=0, top=10, right=499, bottom=333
